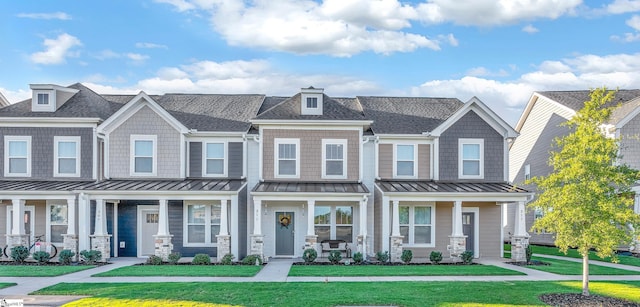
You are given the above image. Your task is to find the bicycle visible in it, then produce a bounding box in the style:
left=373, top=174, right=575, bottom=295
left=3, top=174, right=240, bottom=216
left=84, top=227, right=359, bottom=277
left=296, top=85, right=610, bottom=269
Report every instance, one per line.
left=2, top=234, right=58, bottom=258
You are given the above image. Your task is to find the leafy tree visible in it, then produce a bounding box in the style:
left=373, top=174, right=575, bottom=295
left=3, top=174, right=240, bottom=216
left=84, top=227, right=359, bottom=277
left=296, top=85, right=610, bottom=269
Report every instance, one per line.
left=528, top=87, right=640, bottom=296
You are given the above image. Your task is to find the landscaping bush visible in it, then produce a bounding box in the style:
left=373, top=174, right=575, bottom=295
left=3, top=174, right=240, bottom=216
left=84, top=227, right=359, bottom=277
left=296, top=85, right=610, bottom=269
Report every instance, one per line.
left=32, top=251, right=51, bottom=264
left=168, top=252, right=181, bottom=265
left=461, top=250, right=474, bottom=264
left=376, top=251, right=389, bottom=263
left=302, top=248, right=317, bottom=263
left=80, top=250, right=102, bottom=265
left=429, top=251, right=443, bottom=264
left=146, top=255, right=163, bottom=265
left=10, top=246, right=29, bottom=263
left=58, top=249, right=75, bottom=265
left=242, top=254, right=262, bottom=265
left=401, top=249, right=413, bottom=264
left=192, top=253, right=211, bottom=265
left=328, top=250, right=342, bottom=264
left=352, top=252, right=364, bottom=264
left=220, top=253, right=235, bottom=265
left=525, top=245, right=533, bottom=264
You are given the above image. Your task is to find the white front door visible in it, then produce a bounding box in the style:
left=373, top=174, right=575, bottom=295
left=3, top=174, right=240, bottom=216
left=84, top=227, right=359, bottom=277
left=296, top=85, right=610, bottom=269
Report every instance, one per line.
left=138, top=206, right=159, bottom=257
left=6, top=205, right=35, bottom=245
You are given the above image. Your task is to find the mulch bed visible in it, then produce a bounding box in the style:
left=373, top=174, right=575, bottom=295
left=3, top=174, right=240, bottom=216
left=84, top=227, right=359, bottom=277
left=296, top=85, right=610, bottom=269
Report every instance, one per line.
left=0, top=261, right=108, bottom=266
left=293, top=261, right=477, bottom=266
left=540, top=293, right=640, bottom=307
left=507, top=260, right=551, bottom=266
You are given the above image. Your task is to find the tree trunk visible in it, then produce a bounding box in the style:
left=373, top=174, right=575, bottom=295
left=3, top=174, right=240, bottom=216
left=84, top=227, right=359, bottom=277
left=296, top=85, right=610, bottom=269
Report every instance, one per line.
left=582, top=254, right=590, bottom=296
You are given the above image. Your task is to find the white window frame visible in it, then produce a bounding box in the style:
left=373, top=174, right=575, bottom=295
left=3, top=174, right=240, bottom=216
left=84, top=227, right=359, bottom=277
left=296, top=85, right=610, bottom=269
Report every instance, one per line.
left=524, top=164, right=531, bottom=181
left=46, top=201, right=68, bottom=244
left=306, top=97, right=318, bottom=109
left=4, top=136, right=32, bottom=177
left=399, top=203, right=435, bottom=247
left=54, top=136, right=81, bottom=177
left=274, top=138, right=300, bottom=179
left=183, top=202, right=222, bottom=247
left=301, top=93, right=323, bottom=115
left=202, top=142, right=227, bottom=177
left=314, top=205, right=354, bottom=243
left=393, top=143, right=417, bottom=178
left=458, top=138, right=484, bottom=179
left=32, top=90, right=55, bottom=112
left=322, top=139, right=347, bottom=179
left=130, top=134, right=157, bottom=176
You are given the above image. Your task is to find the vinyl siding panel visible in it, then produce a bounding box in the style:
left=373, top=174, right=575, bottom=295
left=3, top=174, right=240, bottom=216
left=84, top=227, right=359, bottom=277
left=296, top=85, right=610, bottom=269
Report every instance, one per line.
left=378, top=144, right=392, bottom=179
left=237, top=186, right=248, bottom=258
left=0, top=203, right=6, bottom=248
left=228, top=142, right=243, bottom=178
left=189, top=142, right=202, bottom=177
left=374, top=188, right=382, bottom=252
left=418, top=144, right=431, bottom=179
left=620, top=113, right=640, bottom=170
left=476, top=202, right=500, bottom=258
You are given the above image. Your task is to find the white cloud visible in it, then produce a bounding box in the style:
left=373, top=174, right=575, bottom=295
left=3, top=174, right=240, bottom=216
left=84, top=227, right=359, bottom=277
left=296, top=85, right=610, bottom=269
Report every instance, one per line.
left=30, top=33, right=82, bottom=65
left=0, top=87, right=31, bottom=104
left=155, top=0, right=195, bottom=12
left=522, top=24, right=539, bottom=33
left=94, top=49, right=120, bottom=60
left=627, top=15, right=640, bottom=30
left=135, top=42, right=168, bottom=49
left=126, top=53, right=150, bottom=62
left=606, top=0, right=640, bottom=14
left=17, top=12, right=71, bottom=20
left=93, top=50, right=149, bottom=63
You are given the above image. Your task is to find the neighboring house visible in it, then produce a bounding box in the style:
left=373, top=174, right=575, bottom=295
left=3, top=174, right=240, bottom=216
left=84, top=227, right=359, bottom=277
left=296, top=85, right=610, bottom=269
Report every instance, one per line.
left=1, top=83, right=531, bottom=262
left=507, top=90, right=640, bottom=247
left=0, top=92, right=9, bottom=107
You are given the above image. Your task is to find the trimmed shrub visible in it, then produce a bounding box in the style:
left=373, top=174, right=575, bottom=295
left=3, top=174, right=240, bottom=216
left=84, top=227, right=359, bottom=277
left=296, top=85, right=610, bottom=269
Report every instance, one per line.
left=146, top=255, right=163, bottom=265
left=220, top=253, right=235, bottom=265
left=376, top=251, right=389, bottom=263
left=400, top=249, right=413, bottom=264
left=302, top=248, right=317, bottom=263
left=328, top=250, right=342, bottom=264
left=461, top=250, right=474, bottom=264
left=525, top=245, right=533, bottom=264
left=32, top=251, right=51, bottom=264
left=242, top=254, right=262, bottom=266
left=10, top=246, right=29, bottom=263
left=80, top=250, right=102, bottom=265
left=192, top=254, right=211, bottom=265
left=429, top=251, right=443, bottom=264
left=352, top=252, right=364, bottom=264
left=168, top=252, right=181, bottom=265
left=58, top=249, right=75, bottom=265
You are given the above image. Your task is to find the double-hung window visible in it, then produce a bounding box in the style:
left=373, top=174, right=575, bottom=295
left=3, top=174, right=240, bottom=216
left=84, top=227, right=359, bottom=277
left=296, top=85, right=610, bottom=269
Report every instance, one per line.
left=394, top=144, right=416, bottom=177
left=459, top=139, right=484, bottom=179
left=54, top=136, right=81, bottom=177
left=48, top=202, right=68, bottom=243
left=4, top=136, right=31, bottom=177
left=306, top=97, right=318, bottom=108
left=130, top=135, right=157, bottom=176
left=524, top=164, right=531, bottom=181
left=204, top=142, right=225, bottom=176
left=399, top=204, right=434, bottom=246
left=184, top=202, right=221, bottom=246
left=275, top=138, right=299, bottom=178
left=314, top=205, right=353, bottom=242
left=37, top=93, right=50, bottom=105
left=322, top=139, right=347, bottom=179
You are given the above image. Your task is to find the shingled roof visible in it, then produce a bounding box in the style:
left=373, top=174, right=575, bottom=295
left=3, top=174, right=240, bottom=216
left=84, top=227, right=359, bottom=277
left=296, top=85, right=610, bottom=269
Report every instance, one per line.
left=537, top=90, right=640, bottom=125
left=358, top=96, right=463, bottom=134
left=254, top=93, right=366, bottom=121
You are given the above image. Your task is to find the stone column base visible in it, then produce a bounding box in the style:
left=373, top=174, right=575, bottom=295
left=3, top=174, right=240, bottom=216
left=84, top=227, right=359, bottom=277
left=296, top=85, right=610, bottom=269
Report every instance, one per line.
left=216, top=234, right=231, bottom=262
left=511, top=235, right=530, bottom=262
left=448, top=235, right=467, bottom=259
left=153, top=234, right=174, bottom=261
left=90, top=234, right=112, bottom=262
left=250, top=234, right=264, bottom=261
left=390, top=235, right=403, bottom=263
left=62, top=234, right=79, bottom=261
left=304, top=235, right=318, bottom=251
left=4, top=234, right=28, bottom=258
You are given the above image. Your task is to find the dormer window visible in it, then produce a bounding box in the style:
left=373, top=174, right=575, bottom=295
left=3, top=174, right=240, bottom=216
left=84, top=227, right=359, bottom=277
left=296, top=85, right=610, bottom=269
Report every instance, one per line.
left=29, top=84, right=79, bottom=112
left=300, top=86, right=323, bottom=115
left=37, top=93, right=50, bottom=105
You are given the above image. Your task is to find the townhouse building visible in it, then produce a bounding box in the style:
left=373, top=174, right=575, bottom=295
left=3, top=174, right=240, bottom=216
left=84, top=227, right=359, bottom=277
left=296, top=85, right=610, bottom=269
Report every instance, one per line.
left=0, top=83, right=531, bottom=263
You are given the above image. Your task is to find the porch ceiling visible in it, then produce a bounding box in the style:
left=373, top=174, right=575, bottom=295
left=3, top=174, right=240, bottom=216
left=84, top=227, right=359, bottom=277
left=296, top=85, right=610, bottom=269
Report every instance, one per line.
left=252, top=181, right=369, bottom=194
left=376, top=180, right=529, bottom=194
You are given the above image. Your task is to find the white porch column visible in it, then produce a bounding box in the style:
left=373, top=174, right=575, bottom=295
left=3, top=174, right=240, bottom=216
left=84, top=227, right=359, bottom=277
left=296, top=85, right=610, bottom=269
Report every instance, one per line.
left=230, top=195, right=239, bottom=258
left=448, top=200, right=466, bottom=258
left=77, top=193, right=90, bottom=253
left=381, top=196, right=390, bottom=252
left=94, top=199, right=107, bottom=236
left=304, top=200, right=318, bottom=252
left=157, top=199, right=170, bottom=236
left=90, top=198, right=111, bottom=262
left=154, top=198, right=173, bottom=261
left=6, top=199, right=28, bottom=252
left=357, top=196, right=368, bottom=256
left=511, top=201, right=530, bottom=262
left=216, top=199, right=231, bottom=262
left=389, top=200, right=403, bottom=262
left=62, top=196, right=78, bottom=260
left=249, top=198, right=264, bottom=259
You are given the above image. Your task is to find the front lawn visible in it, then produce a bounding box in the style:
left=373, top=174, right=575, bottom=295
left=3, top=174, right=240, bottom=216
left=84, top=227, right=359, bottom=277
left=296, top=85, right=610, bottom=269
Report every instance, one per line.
left=504, top=244, right=640, bottom=267
left=524, top=256, right=640, bottom=275
left=0, top=283, right=16, bottom=289
left=93, top=265, right=262, bottom=277
left=288, top=264, right=524, bottom=276
left=35, top=281, right=640, bottom=307
left=0, top=265, right=95, bottom=277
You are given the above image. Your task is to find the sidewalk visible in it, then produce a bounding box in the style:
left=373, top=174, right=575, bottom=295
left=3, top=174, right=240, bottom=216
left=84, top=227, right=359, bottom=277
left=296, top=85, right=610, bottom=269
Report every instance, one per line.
left=2, top=255, right=640, bottom=306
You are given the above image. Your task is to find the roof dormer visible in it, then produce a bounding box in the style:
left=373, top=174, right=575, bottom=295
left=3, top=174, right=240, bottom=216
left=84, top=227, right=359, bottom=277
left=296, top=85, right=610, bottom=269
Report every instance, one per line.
left=300, top=86, right=323, bottom=115
left=30, top=84, right=79, bottom=112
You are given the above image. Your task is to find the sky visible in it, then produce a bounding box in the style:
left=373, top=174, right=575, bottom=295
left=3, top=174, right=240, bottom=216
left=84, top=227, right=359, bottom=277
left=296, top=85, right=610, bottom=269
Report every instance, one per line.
left=2, top=0, right=640, bottom=125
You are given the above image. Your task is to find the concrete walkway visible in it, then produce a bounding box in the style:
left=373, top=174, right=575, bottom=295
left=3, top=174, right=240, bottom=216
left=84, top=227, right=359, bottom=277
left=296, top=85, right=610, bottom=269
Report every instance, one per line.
left=1, top=255, right=640, bottom=306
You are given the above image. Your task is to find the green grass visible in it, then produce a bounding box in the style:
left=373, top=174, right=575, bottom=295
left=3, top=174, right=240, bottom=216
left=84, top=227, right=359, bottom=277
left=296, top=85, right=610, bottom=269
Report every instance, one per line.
left=525, top=256, right=640, bottom=275
left=504, top=244, right=640, bottom=267
left=288, top=264, right=524, bottom=276
left=93, top=265, right=262, bottom=277
left=34, top=281, right=640, bottom=307
left=0, top=265, right=95, bottom=277
left=0, top=283, right=16, bottom=289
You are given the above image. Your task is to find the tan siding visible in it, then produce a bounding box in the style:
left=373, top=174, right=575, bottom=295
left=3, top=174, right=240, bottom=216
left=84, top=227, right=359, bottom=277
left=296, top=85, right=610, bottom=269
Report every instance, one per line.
left=378, top=144, right=392, bottom=179
left=620, top=113, right=640, bottom=170
left=0, top=203, right=6, bottom=247
left=29, top=200, right=46, bottom=240
left=474, top=202, right=501, bottom=258
left=109, top=105, right=182, bottom=178
left=374, top=188, right=382, bottom=252
left=418, top=144, right=431, bottom=179
left=263, top=129, right=359, bottom=181
left=403, top=201, right=452, bottom=258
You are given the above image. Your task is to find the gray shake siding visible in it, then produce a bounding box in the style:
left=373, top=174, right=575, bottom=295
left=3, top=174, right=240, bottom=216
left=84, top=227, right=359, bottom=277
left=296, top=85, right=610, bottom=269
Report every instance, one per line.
left=189, top=142, right=202, bottom=177
left=229, top=142, right=243, bottom=178
left=620, top=112, right=640, bottom=170
left=188, top=141, right=243, bottom=178
left=439, top=110, right=504, bottom=181
left=109, top=105, right=182, bottom=178
left=0, top=127, right=94, bottom=179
